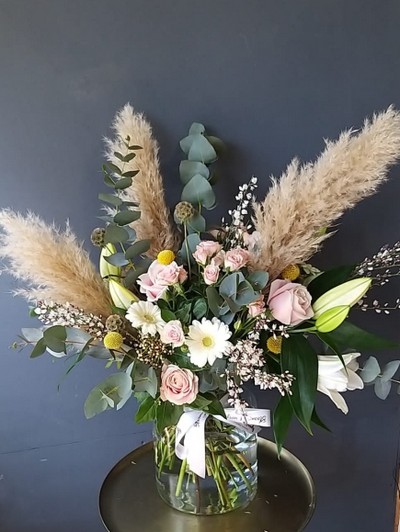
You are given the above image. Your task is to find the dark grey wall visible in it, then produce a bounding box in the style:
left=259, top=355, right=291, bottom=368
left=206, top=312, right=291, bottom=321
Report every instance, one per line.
left=0, top=1, right=399, bottom=530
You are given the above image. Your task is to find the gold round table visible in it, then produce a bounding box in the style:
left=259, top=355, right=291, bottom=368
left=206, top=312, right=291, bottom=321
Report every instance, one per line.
left=99, top=438, right=316, bottom=532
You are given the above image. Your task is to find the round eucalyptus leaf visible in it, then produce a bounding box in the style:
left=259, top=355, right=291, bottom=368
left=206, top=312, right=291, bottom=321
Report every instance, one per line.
left=113, top=210, right=141, bottom=226
left=381, top=360, right=400, bottom=382
left=374, top=377, right=392, bottom=400
left=181, top=174, right=216, bottom=209
left=188, top=135, right=217, bottom=164
left=361, top=356, right=381, bottom=383
left=104, top=224, right=130, bottom=244
left=179, top=160, right=209, bottom=184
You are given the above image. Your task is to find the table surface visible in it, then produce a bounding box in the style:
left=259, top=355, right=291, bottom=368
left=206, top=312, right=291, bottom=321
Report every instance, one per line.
left=99, top=438, right=316, bottom=532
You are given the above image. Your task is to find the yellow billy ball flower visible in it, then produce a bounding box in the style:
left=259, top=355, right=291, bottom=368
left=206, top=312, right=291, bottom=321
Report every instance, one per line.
left=281, top=264, right=301, bottom=281
left=157, top=249, right=176, bottom=265
left=104, top=331, right=124, bottom=350
left=266, top=335, right=282, bottom=354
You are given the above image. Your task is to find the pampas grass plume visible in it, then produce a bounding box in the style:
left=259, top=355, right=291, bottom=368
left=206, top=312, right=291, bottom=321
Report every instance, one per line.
left=104, top=104, right=180, bottom=257
left=0, top=210, right=111, bottom=316
left=252, top=107, right=400, bottom=277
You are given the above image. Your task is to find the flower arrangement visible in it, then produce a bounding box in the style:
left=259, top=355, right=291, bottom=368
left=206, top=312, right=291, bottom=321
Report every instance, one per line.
left=1, top=105, right=400, bottom=514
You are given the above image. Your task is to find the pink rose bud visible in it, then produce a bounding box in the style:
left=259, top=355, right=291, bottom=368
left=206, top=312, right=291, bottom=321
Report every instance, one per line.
left=160, top=364, right=199, bottom=406
left=193, top=241, right=222, bottom=265
left=160, top=320, right=185, bottom=347
left=224, top=247, right=250, bottom=271
left=211, top=250, right=225, bottom=267
left=203, top=264, right=220, bottom=285
left=248, top=294, right=266, bottom=317
left=267, top=279, right=314, bottom=326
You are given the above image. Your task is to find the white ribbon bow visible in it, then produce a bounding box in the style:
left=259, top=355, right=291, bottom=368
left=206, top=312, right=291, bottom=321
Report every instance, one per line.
left=175, top=408, right=271, bottom=478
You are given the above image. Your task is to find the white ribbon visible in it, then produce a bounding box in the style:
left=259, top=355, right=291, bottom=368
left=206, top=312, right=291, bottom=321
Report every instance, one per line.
left=175, top=408, right=271, bottom=478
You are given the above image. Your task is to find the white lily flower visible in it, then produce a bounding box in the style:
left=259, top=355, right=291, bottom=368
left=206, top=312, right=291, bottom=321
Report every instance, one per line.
left=317, top=353, right=364, bottom=414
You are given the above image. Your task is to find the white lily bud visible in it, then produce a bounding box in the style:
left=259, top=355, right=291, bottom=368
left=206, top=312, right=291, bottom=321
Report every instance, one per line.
left=315, top=305, right=350, bottom=333
left=313, top=278, right=372, bottom=319
left=109, top=279, right=138, bottom=310
left=99, top=244, right=120, bottom=280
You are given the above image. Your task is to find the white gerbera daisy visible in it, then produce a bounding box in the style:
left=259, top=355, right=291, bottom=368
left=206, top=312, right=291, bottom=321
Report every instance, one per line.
left=186, top=317, right=232, bottom=368
left=125, top=301, right=165, bottom=336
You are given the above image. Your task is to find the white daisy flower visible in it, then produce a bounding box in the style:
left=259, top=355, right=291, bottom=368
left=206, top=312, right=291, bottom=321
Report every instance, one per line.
left=125, top=301, right=165, bottom=336
left=186, top=317, right=232, bottom=368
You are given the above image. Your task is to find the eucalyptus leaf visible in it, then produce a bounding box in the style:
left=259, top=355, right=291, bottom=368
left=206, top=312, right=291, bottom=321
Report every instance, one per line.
left=206, top=286, right=225, bottom=316
left=30, top=338, right=46, bottom=358
left=125, top=239, right=151, bottom=259
left=187, top=211, right=206, bottom=233
left=113, top=210, right=141, bottom=226
left=361, top=356, right=381, bottom=383
left=381, top=360, right=400, bottom=382
left=21, top=328, right=43, bottom=343
left=98, top=193, right=122, bottom=207
left=43, top=325, right=67, bottom=353
left=235, top=280, right=258, bottom=306
left=181, top=174, right=216, bottom=209
left=188, top=135, right=217, bottom=163
left=114, top=176, right=133, bottom=190
left=133, top=363, right=158, bottom=398
left=104, top=252, right=130, bottom=267
left=104, top=224, right=130, bottom=244
left=247, top=271, right=269, bottom=291
left=84, top=373, right=132, bottom=419
left=179, top=160, right=210, bottom=184
left=122, top=170, right=139, bottom=178
left=189, top=123, right=206, bottom=135
left=374, top=377, right=392, bottom=400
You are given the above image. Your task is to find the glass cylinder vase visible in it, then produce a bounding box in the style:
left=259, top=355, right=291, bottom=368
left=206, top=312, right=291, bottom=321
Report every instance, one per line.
left=153, top=419, right=258, bottom=515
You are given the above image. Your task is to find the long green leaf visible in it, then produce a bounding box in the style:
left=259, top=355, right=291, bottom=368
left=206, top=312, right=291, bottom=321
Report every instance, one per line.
left=273, top=395, right=293, bottom=455
left=326, top=321, right=399, bottom=351
left=281, top=335, right=318, bottom=433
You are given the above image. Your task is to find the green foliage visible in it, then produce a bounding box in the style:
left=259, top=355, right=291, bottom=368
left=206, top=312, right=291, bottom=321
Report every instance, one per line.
left=193, top=298, right=208, bottom=319
left=43, top=326, right=67, bottom=353
left=281, top=335, right=318, bottom=433
left=84, top=373, right=132, bottom=419
left=247, top=271, right=269, bottom=291
left=307, top=265, right=355, bottom=300
left=326, top=321, right=400, bottom=351
left=125, top=240, right=151, bottom=260
left=273, top=395, right=293, bottom=455
left=360, top=357, right=400, bottom=400
left=179, top=160, right=210, bottom=184
left=179, top=233, right=201, bottom=263
left=156, top=401, right=184, bottom=433
left=104, top=224, right=130, bottom=244
left=132, top=361, right=158, bottom=398
left=113, top=210, right=140, bottom=226
left=135, top=393, right=157, bottom=423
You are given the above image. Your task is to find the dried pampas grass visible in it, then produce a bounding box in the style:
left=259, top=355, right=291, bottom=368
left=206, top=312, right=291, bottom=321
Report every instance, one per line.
left=104, top=104, right=180, bottom=258
left=252, top=107, right=400, bottom=278
left=0, top=210, right=111, bottom=316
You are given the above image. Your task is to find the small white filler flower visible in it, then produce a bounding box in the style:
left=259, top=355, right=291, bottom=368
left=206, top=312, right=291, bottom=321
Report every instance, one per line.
left=317, top=353, right=364, bottom=414
left=126, top=301, right=165, bottom=336
left=186, top=317, right=232, bottom=368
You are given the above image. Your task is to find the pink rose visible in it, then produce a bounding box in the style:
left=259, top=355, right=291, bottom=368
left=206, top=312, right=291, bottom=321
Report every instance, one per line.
left=224, top=248, right=250, bottom=271
left=160, top=320, right=185, bottom=347
left=203, top=264, right=220, bottom=285
left=157, top=262, right=187, bottom=286
left=193, top=241, right=222, bottom=265
left=160, top=364, right=199, bottom=405
left=137, top=261, right=187, bottom=302
left=267, top=279, right=314, bottom=326
left=248, top=294, right=266, bottom=317
left=137, top=270, right=168, bottom=302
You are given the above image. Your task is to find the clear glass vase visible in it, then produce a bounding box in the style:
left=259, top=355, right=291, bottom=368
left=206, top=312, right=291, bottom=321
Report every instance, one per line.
left=153, top=419, right=258, bottom=515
